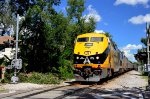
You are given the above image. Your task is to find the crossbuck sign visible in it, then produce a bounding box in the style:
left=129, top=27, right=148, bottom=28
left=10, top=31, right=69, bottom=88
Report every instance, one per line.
left=11, top=59, right=22, bottom=69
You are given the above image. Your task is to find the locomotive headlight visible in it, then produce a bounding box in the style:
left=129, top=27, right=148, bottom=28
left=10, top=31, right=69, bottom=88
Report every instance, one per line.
left=76, top=56, right=79, bottom=59
left=96, top=56, right=99, bottom=60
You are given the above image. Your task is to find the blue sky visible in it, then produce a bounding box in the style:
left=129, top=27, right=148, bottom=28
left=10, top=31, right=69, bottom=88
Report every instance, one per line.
left=56, top=0, right=150, bottom=62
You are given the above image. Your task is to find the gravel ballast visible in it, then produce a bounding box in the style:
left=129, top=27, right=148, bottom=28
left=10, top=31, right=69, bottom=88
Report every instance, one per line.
left=101, top=70, right=148, bottom=89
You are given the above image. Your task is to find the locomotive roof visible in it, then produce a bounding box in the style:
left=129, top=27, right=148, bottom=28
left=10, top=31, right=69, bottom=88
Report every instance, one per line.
left=77, top=33, right=106, bottom=37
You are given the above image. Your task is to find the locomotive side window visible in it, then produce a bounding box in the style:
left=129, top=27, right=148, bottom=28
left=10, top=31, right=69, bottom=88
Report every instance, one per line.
left=90, top=37, right=103, bottom=42
left=77, top=37, right=89, bottom=42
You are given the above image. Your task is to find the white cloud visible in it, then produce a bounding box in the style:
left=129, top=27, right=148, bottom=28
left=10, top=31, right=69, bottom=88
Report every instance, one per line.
left=94, top=30, right=105, bottom=33
left=114, top=0, right=149, bottom=6
left=128, top=14, right=150, bottom=24
left=120, top=44, right=142, bottom=62
left=121, top=44, right=142, bottom=50
left=83, top=5, right=102, bottom=22
left=104, top=22, right=108, bottom=26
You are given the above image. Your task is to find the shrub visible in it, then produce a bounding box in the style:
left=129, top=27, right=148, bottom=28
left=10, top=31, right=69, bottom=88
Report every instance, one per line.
left=0, top=58, right=4, bottom=65
left=19, top=72, right=60, bottom=84
left=18, top=73, right=28, bottom=82
left=1, top=78, right=9, bottom=83
left=142, top=72, right=148, bottom=76
left=58, top=59, right=73, bottom=80
left=1, top=71, right=14, bottom=83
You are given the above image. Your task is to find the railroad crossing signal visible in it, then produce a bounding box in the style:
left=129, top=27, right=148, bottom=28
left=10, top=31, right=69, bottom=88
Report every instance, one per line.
left=6, top=59, right=22, bottom=69
left=11, top=59, right=22, bottom=69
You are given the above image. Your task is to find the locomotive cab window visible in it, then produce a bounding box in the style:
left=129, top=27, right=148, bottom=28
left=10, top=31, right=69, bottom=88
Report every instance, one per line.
left=90, top=37, right=103, bottom=42
left=77, top=37, right=89, bottom=42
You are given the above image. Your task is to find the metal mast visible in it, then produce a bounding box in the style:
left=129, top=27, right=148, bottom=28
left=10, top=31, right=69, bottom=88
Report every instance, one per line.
left=15, top=14, right=19, bottom=76
left=11, top=14, right=20, bottom=83
left=146, top=22, right=150, bottom=89
left=147, top=23, right=150, bottom=66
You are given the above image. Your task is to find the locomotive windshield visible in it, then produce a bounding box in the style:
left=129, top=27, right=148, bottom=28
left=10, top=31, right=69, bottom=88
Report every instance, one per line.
left=90, top=37, right=103, bottom=42
left=77, top=37, right=89, bottom=42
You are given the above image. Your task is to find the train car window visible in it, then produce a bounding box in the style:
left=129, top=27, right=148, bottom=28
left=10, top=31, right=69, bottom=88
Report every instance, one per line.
left=90, top=37, right=103, bottom=42
left=77, top=37, right=89, bottom=42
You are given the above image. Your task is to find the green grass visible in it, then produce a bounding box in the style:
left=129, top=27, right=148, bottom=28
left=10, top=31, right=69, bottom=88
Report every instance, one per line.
left=142, top=75, right=148, bottom=80
left=142, top=72, right=148, bottom=76
left=141, top=72, right=148, bottom=82
left=18, top=72, right=61, bottom=84
left=1, top=72, right=61, bottom=84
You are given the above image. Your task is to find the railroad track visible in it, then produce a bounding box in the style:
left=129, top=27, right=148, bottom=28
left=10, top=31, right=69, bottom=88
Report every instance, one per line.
left=1, top=71, right=141, bottom=99
left=0, top=81, right=93, bottom=99
left=54, top=75, right=119, bottom=99
left=55, top=71, right=145, bottom=99
left=0, top=84, right=76, bottom=99
left=0, top=78, right=111, bottom=99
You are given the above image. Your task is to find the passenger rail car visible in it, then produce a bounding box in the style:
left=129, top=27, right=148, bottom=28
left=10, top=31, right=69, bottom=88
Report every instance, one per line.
left=73, top=33, right=134, bottom=82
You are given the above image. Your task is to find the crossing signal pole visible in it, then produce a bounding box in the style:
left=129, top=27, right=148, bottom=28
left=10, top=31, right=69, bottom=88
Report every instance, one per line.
left=146, top=23, right=150, bottom=90
left=10, top=14, right=22, bottom=83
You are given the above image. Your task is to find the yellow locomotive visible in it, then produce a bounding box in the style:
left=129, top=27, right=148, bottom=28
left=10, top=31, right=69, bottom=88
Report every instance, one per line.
left=73, top=33, right=133, bottom=81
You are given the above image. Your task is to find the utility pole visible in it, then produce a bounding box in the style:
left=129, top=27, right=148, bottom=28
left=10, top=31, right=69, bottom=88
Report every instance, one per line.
left=146, top=22, right=150, bottom=90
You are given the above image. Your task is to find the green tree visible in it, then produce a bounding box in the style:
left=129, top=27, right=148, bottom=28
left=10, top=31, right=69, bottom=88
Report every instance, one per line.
left=10, top=0, right=60, bottom=16
left=67, top=0, right=96, bottom=35
left=66, top=0, right=85, bottom=39
left=105, top=32, right=112, bottom=38
left=81, top=18, right=96, bottom=33
left=141, top=38, right=147, bottom=46
left=65, top=0, right=96, bottom=60
left=134, top=37, right=147, bottom=64
left=8, top=0, right=96, bottom=77
left=0, top=1, right=14, bottom=36
left=10, top=0, right=62, bottom=72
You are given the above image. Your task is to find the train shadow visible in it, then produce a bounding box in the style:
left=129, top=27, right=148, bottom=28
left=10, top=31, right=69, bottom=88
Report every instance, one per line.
left=130, top=73, right=143, bottom=76
left=65, top=71, right=127, bottom=86
left=61, top=81, right=148, bottom=99
left=65, top=70, right=137, bottom=86
left=65, top=77, right=113, bottom=85
left=72, top=87, right=146, bottom=99
left=65, top=81, right=98, bottom=85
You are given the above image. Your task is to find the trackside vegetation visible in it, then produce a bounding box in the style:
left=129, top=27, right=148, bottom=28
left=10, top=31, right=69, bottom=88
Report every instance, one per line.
left=0, top=0, right=96, bottom=83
